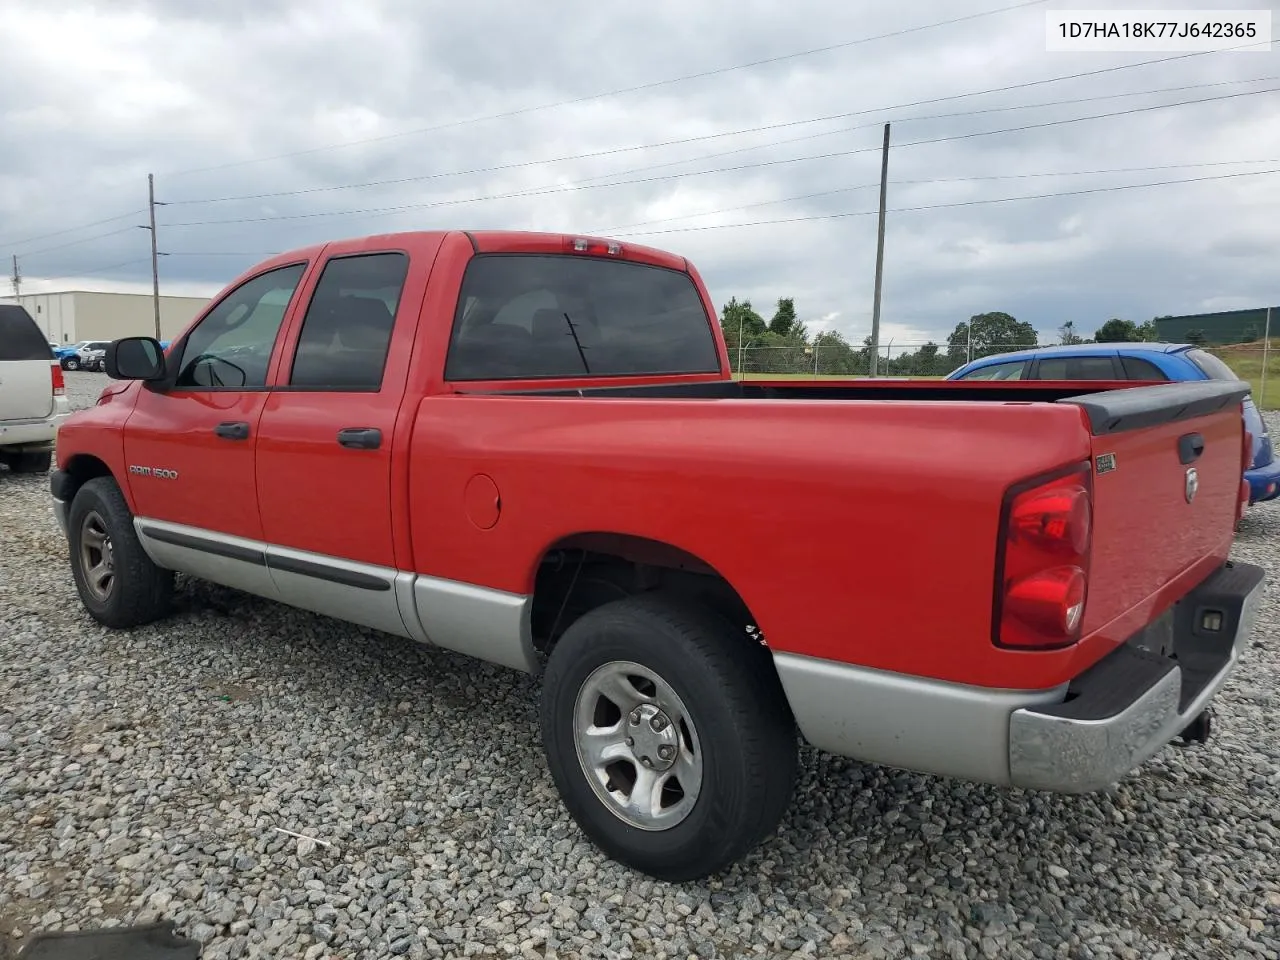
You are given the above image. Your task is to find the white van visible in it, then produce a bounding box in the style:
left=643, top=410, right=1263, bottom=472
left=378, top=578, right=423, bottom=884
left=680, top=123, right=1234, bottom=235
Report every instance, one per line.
left=0, top=303, right=70, bottom=473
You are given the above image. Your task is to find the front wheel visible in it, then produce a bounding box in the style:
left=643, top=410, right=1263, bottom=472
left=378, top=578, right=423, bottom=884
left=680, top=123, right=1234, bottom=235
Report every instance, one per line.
left=64, top=357, right=80, bottom=370
left=540, top=593, right=798, bottom=882
left=67, top=477, right=174, bottom=628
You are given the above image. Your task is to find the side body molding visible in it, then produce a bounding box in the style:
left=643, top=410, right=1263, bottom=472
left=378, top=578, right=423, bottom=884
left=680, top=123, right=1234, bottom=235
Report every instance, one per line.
left=132, top=518, right=539, bottom=674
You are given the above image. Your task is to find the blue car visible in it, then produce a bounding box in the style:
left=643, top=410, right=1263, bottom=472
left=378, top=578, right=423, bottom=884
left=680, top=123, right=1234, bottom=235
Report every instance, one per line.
left=947, top=342, right=1279, bottom=505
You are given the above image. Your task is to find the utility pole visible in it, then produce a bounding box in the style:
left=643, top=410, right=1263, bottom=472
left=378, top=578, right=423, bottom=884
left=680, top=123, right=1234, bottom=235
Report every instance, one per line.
left=147, top=173, right=162, bottom=339
left=1262, top=306, right=1273, bottom=409
left=9, top=254, right=20, bottom=299
left=868, top=122, right=890, bottom=377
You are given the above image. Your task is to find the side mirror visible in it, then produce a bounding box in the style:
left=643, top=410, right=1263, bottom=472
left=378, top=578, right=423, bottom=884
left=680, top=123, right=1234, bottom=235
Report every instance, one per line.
left=106, top=337, right=166, bottom=381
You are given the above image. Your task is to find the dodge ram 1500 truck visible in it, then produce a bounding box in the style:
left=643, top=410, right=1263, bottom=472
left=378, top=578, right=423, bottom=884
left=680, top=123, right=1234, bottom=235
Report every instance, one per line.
left=49, top=230, right=1265, bottom=881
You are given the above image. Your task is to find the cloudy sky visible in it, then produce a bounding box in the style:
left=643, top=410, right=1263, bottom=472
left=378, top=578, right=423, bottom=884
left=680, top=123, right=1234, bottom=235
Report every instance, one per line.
left=1, top=0, right=1278, bottom=350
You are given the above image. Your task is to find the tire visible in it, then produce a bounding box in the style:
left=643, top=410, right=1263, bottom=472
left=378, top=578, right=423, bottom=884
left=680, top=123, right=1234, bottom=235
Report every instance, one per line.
left=64, top=357, right=80, bottom=370
left=540, top=592, right=798, bottom=882
left=67, top=476, right=174, bottom=628
left=6, top=451, right=52, bottom=474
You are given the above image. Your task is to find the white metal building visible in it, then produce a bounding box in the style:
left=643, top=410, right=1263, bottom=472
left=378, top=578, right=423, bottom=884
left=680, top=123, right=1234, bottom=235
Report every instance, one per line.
left=15, top=290, right=210, bottom=345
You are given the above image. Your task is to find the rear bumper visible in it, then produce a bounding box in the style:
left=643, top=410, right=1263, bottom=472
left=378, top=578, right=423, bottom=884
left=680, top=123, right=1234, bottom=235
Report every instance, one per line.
left=773, top=561, right=1266, bottom=792
left=1009, top=560, right=1265, bottom=792
left=1244, top=459, right=1280, bottom=504
left=0, top=401, right=69, bottom=451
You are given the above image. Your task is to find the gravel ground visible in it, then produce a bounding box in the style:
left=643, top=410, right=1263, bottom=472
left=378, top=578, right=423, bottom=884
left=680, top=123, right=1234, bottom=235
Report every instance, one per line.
left=2, top=371, right=1279, bottom=960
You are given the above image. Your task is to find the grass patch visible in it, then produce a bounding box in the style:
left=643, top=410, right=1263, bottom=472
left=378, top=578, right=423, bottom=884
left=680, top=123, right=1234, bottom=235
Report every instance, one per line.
left=1209, top=340, right=1279, bottom=410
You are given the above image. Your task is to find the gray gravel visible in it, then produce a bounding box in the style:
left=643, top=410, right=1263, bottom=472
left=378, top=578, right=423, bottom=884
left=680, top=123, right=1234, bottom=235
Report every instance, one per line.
left=2, top=371, right=1279, bottom=960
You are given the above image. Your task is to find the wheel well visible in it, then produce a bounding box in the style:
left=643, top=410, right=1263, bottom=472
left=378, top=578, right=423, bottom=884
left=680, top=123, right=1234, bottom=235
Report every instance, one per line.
left=60, top=454, right=115, bottom=501
left=530, top=533, right=761, bottom=653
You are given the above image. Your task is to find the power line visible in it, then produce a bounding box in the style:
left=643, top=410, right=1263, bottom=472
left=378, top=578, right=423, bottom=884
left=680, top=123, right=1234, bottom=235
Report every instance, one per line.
left=21, top=257, right=154, bottom=289
left=164, top=74, right=1277, bottom=207
left=0, top=210, right=144, bottom=254
left=596, top=157, right=1280, bottom=232
left=159, top=85, right=1280, bottom=229
left=17, top=225, right=143, bottom=260
left=161, top=0, right=1053, bottom=179
left=607, top=167, right=1280, bottom=238
left=10, top=36, right=1268, bottom=246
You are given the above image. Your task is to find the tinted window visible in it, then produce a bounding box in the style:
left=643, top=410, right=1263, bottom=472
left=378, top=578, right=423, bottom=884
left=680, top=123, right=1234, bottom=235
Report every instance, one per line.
left=445, top=255, right=720, bottom=381
left=1034, top=356, right=1118, bottom=380
left=0, top=305, right=53, bottom=361
left=290, top=253, right=408, bottom=390
left=960, top=359, right=1026, bottom=380
left=1185, top=348, right=1241, bottom=381
left=176, top=264, right=305, bottom=388
left=1120, top=356, right=1168, bottom=381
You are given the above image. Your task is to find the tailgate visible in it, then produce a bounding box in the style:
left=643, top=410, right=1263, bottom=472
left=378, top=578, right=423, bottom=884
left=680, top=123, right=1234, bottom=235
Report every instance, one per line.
left=1060, top=380, right=1250, bottom=635
left=0, top=360, right=54, bottom=422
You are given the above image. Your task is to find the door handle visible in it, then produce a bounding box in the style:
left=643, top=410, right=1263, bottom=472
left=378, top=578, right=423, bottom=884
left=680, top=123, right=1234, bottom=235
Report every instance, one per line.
left=214, top=421, right=250, bottom=441
left=337, top=427, right=382, bottom=450
left=1178, top=432, right=1205, bottom=464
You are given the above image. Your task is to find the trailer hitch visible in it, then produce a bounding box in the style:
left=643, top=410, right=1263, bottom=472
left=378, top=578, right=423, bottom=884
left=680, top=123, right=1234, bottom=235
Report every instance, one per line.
left=1175, top=708, right=1213, bottom=745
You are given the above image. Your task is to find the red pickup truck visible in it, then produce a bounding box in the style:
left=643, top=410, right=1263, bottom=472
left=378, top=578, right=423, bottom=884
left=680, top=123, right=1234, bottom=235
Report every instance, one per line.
left=50, top=230, right=1265, bottom=881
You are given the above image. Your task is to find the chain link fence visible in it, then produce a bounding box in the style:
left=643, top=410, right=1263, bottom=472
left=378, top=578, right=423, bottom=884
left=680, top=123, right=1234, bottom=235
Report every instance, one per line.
left=729, top=340, right=1276, bottom=408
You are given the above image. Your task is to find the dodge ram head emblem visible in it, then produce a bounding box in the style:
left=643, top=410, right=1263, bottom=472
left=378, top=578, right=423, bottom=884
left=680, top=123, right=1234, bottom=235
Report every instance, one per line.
left=1184, top=467, right=1199, bottom=504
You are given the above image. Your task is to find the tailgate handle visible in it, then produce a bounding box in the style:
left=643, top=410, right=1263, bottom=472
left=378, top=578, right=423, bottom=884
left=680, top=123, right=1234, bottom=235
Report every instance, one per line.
left=1178, top=432, right=1205, bottom=464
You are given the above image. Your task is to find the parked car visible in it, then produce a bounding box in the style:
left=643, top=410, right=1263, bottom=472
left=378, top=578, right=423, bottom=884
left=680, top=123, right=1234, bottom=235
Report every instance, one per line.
left=50, top=231, right=1264, bottom=880
left=73, top=340, right=113, bottom=372
left=0, top=304, right=69, bottom=473
left=947, top=342, right=1279, bottom=505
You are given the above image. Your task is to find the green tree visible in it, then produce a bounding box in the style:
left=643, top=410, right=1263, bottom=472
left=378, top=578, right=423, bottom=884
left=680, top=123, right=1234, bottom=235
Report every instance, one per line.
left=1241, top=324, right=1260, bottom=343
left=947, top=312, right=1037, bottom=364
left=719, top=298, right=768, bottom=371
left=769, top=298, right=798, bottom=337
left=1059, top=321, right=1083, bottom=345
left=1186, top=328, right=1207, bottom=346
left=1094, top=318, right=1141, bottom=342
left=1136, top=318, right=1159, bottom=341
left=810, top=329, right=859, bottom=375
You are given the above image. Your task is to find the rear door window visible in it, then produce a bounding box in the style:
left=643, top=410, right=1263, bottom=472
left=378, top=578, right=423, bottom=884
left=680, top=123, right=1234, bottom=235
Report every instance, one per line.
left=1119, top=356, right=1169, bottom=380
left=445, top=254, right=720, bottom=380
left=0, top=305, right=54, bottom=361
left=1033, top=356, right=1120, bottom=380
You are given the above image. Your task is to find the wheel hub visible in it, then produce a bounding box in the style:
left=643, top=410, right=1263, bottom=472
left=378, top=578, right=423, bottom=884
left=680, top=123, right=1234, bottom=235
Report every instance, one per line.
left=627, top=703, right=679, bottom=771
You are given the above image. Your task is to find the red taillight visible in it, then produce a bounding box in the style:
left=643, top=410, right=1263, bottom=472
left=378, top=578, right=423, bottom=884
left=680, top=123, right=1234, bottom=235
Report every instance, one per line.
left=50, top=361, right=65, bottom=396
left=994, top=462, right=1093, bottom=650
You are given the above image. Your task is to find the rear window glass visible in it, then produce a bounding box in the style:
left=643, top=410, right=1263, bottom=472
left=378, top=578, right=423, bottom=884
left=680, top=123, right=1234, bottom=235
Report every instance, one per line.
left=1186, top=348, right=1241, bottom=381
left=0, top=304, right=53, bottom=361
left=1035, top=356, right=1118, bottom=380
left=444, top=254, right=720, bottom=381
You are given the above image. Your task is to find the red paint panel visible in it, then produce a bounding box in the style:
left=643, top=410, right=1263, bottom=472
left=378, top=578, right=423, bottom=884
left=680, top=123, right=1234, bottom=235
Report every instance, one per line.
left=405, top=394, right=1115, bottom=690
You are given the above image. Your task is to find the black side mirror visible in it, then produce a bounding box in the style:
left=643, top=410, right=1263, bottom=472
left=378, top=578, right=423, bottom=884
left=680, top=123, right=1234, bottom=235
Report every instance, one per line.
left=106, top=337, right=166, bottom=381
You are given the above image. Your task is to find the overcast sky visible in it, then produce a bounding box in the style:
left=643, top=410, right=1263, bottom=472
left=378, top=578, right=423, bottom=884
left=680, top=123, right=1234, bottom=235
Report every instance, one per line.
left=2, top=0, right=1278, bottom=348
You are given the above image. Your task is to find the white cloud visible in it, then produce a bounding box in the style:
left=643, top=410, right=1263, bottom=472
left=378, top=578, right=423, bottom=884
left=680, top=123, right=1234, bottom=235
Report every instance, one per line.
left=2, top=0, right=1278, bottom=348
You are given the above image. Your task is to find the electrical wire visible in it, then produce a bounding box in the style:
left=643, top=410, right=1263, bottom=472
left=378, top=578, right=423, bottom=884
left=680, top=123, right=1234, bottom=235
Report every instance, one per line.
left=159, top=85, right=1280, bottom=228
left=161, top=0, right=1054, bottom=178
left=606, top=167, right=1280, bottom=238
left=595, top=157, right=1280, bottom=232
left=17, top=226, right=144, bottom=260
left=163, top=74, right=1278, bottom=206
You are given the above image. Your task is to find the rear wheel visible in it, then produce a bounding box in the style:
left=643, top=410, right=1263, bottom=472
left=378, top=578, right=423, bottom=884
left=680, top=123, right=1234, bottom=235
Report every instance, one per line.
left=64, top=357, right=80, bottom=370
left=4, top=450, right=52, bottom=474
left=540, top=592, right=798, bottom=881
left=68, top=477, right=174, bottom=628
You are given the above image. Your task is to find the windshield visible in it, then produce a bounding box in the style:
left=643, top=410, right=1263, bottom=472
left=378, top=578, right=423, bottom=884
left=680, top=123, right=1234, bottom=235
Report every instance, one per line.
left=445, top=254, right=720, bottom=380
